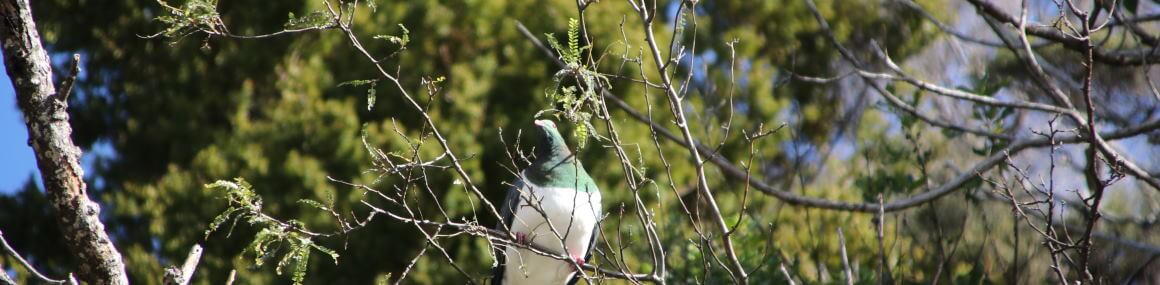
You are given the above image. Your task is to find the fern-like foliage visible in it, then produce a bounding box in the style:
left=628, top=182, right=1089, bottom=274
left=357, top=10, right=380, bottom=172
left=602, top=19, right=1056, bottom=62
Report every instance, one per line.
left=154, top=0, right=224, bottom=39
left=339, top=79, right=380, bottom=111
left=541, top=18, right=608, bottom=149
left=373, top=24, right=411, bottom=48
left=545, top=18, right=587, bottom=66
left=205, top=178, right=340, bottom=285
left=284, top=11, right=331, bottom=30
left=152, top=0, right=336, bottom=44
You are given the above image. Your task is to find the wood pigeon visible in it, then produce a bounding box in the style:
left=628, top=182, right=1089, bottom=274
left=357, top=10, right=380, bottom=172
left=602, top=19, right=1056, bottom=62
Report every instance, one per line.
left=492, top=119, right=602, bottom=285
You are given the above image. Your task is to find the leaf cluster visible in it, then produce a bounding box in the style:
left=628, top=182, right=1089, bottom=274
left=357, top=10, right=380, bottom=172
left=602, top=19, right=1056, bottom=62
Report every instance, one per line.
left=542, top=18, right=607, bottom=149
left=153, top=0, right=224, bottom=40
left=284, top=11, right=331, bottom=30
left=204, top=179, right=340, bottom=285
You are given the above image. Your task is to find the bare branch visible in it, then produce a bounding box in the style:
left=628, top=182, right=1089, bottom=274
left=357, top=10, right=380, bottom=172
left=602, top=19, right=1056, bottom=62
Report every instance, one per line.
left=0, top=230, right=71, bottom=284
left=162, top=244, right=203, bottom=285
left=837, top=227, right=854, bottom=285
left=968, top=0, right=1160, bottom=66
left=874, top=195, right=892, bottom=284
left=631, top=1, right=748, bottom=282
left=524, top=35, right=1160, bottom=214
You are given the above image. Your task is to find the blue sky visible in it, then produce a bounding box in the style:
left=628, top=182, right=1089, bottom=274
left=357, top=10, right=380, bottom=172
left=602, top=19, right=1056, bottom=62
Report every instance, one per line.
left=0, top=61, right=39, bottom=194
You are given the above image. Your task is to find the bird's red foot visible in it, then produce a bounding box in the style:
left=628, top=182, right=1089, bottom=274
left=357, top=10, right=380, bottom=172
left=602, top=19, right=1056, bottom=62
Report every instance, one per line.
left=570, top=256, right=586, bottom=272
left=514, top=232, right=529, bottom=245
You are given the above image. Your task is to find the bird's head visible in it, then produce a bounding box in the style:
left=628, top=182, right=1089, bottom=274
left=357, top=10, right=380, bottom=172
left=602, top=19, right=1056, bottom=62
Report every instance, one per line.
left=533, top=119, right=571, bottom=161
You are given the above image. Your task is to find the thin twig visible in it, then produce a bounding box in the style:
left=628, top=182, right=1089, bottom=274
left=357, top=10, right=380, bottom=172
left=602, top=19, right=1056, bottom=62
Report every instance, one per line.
left=630, top=1, right=748, bottom=282
left=1076, top=1, right=1110, bottom=280
left=875, top=194, right=891, bottom=285
left=57, top=54, right=80, bottom=101
left=0, top=230, right=68, bottom=284
left=779, top=262, right=797, bottom=285
left=224, top=270, right=236, bottom=285
left=162, top=244, right=203, bottom=285
left=837, top=227, right=854, bottom=285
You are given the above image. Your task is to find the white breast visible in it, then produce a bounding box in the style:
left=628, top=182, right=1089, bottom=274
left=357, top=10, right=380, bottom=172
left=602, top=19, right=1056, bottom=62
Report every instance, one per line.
left=503, top=184, right=601, bottom=285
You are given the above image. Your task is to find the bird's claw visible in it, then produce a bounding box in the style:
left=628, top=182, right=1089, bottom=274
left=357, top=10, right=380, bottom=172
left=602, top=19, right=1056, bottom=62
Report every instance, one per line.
left=514, top=232, right=529, bottom=245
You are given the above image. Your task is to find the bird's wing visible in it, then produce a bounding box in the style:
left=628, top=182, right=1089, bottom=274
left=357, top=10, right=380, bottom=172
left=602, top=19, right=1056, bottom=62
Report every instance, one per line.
left=491, top=177, right=527, bottom=285
left=496, top=177, right=525, bottom=232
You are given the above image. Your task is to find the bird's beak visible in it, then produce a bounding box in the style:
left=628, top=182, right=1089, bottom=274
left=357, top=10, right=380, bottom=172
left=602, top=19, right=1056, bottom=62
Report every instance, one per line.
left=534, top=120, right=556, bottom=130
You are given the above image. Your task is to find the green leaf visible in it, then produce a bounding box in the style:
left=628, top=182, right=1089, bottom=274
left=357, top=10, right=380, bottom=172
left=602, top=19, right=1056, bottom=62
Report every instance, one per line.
left=573, top=122, right=589, bottom=149
left=284, top=10, right=331, bottom=30
left=205, top=207, right=240, bottom=238
left=292, top=244, right=310, bottom=284
left=339, top=80, right=380, bottom=111
left=297, top=199, right=329, bottom=211
left=544, top=33, right=566, bottom=62
left=205, top=177, right=338, bottom=284
left=393, top=24, right=410, bottom=46
left=567, top=18, right=581, bottom=63
left=337, top=79, right=377, bottom=87
left=367, top=84, right=377, bottom=111
left=310, top=243, right=341, bottom=264
left=373, top=24, right=411, bottom=48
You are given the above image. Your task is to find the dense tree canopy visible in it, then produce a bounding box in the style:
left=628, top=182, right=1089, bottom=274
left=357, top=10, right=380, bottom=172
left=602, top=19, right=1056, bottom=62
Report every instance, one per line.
left=3, top=0, right=1159, bottom=284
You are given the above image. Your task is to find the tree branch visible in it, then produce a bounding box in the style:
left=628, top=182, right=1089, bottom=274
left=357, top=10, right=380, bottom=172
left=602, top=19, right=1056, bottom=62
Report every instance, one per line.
left=968, top=0, right=1160, bottom=66
left=0, top=230, right=73, bottom=284
left=630, top=2, right=748, bottom=282
left=0, top=1, right=128, bottom=283
left=515, top=14, right=1160, bottom=214
left=162, top=244, right=203, bottom=285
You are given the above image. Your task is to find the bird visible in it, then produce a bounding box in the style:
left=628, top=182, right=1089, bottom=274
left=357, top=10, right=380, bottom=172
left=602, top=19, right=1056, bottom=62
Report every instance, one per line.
left=492, top=119, right=602, bottom=285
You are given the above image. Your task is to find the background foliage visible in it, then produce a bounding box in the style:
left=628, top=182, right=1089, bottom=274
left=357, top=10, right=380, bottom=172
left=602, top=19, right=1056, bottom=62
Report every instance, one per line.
left=2, top=0, right=1158, bottom=284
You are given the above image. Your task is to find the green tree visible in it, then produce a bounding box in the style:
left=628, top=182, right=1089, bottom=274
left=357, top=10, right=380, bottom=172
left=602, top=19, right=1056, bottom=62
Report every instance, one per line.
left=15, top=0, right=1156, bottom=284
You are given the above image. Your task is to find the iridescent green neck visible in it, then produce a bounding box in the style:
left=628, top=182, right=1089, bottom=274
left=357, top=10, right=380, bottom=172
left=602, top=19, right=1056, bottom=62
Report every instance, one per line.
left=526, top=123, right=597, bottom=192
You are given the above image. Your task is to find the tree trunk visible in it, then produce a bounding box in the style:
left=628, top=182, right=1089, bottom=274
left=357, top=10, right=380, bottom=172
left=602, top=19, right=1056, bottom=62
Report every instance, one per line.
left=0, top=0, right=129, bottom=284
